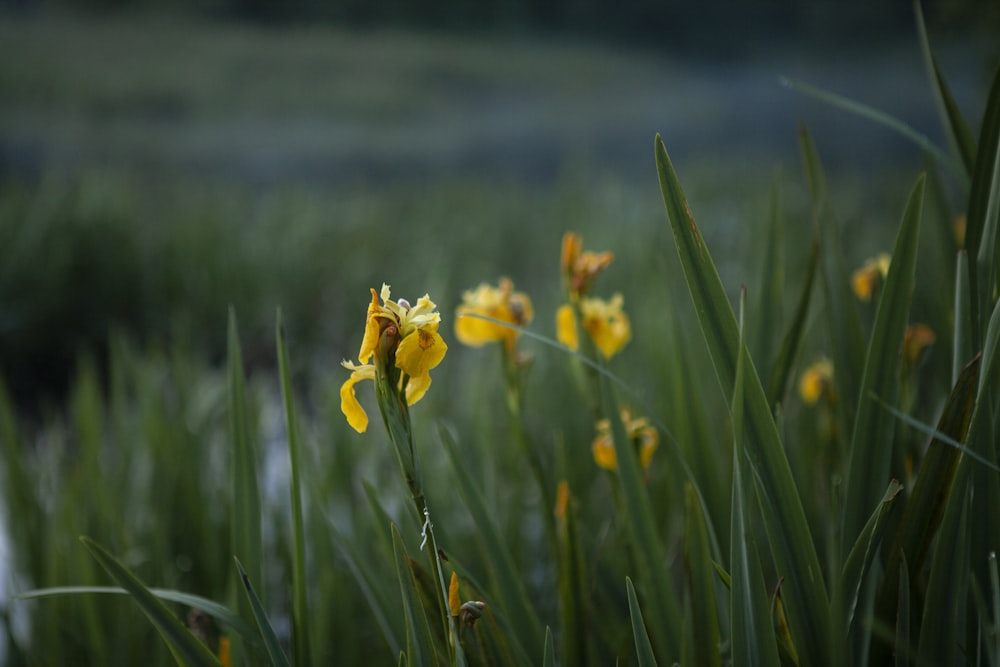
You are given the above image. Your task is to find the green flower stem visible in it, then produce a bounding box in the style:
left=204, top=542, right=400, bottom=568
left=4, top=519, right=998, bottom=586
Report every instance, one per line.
left=374, top=352, right=463, bottom=666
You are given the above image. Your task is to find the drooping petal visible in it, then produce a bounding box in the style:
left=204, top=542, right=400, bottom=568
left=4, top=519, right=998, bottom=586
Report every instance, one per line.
left=556, top=304, right=579, bottom=351
left=404, top=372, right=432, bottom=405
left=397, top=327, right=447, bottom=380
left=340, top=362, right=376, bottom=432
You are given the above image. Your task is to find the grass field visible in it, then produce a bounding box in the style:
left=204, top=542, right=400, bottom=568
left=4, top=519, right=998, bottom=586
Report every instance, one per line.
left=1, top=10, right=998, bottom=666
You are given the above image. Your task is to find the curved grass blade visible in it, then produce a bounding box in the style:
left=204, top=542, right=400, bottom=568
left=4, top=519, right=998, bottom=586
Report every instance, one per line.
left=80, top=537, right=222, bottom=667
left=873, top=351, right=981, bottom=639
left=730, top=290, right=781, bottom=667
left=799, top=123, right=866, bottom=423
left=656, top=134, right=831, bottom=666
left=391, top=523, right=440, bottom=667
left=782, top=77, right=962, bottom=178
left=751, top=173, right=784, bottom=388
left=626, top=577, right=658, bottom=667
left=766, top=236, right=819, bottom=407
left=15, top=586, right=261, bottom=651
left=234, top=557, right=291, bottom=667
left=965, top=63, right=1000, bottom=346
left=439, top=427, right=543, bottom=660
left=915, top=0, right=975, bottom=176
left=275, top=310, right=311, bottom=666
left=684, top=481, right=721, bottom=667
left=598, top=366, right=683, bottom=660
left=954, top=251, right=972, bottom=383
left=840, top=175, right=925, bottom=558
left=916, top=468, right=971, bottom=664
left=840, top=480, right=904, bottom=637
left=227, top=307, right=262, bottom=657
left=555, top=481, right=590, bottom=667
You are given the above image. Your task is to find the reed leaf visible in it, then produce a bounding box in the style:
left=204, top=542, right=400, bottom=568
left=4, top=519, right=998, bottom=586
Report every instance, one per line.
left=275, top=310, right=311, bottom=666
left=840, top=174, right=925, bottom=558
left=80, top=537, right=222, bottom=667
left=626, top=577, right=658, bottom=667
left=656, top=133, right=831, bottom=666
left=234, top=558, right=291, bottom=667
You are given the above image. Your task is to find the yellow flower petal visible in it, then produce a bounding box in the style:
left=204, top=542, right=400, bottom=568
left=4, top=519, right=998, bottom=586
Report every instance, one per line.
left=592, top=429, right=617, bottom=471
left=556, top=304, right=579, bottom=351
left=340, top=362, right=376, bottom=432
left=851, top=254, right=891, bottom=302
left=397, top=327, right=447, bottom=380
left=798, top=358, right=833, bottom=405
left=404, top=372, right=432, bottom=405
left=580, top=294, right=631, bottom=359
left=359, top=288, right=383, bottom=363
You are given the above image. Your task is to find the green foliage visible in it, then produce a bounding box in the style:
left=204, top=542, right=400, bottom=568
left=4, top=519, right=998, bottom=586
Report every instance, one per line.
left=4, top=13, right=1000, bottom=667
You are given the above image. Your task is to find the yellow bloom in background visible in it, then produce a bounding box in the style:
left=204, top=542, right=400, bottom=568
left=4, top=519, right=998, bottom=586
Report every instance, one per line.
left=340, top=284, right=448, bottom=433
left=561, top=231, right=614, bottom=296
left=455, top=277, right=534, bottom=349
left=852, top=253, right=891, bottom=302
left=580, top=294, right=631, bottom=359
left=592, top=407, right=658, bottom=472
left=903, top=323, right=936, bottom=366
left=953, top=214, right=966, bottom=248
left=556, top=296, right=631, bottom=359
left=799, top=357, right=834, bottom=405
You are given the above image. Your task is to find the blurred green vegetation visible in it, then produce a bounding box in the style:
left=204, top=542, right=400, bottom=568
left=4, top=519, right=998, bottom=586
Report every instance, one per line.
left=1, top=8, right=997, bottom=667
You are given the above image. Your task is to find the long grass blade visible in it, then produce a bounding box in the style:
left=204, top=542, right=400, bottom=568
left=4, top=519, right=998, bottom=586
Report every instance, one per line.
left=234, top=557, right=291, bottom=667
left=782, top=77, right=962, bottom=178
left=683, top=482, right=721, bottom=667
left=965, top=64, right=1000, bottom=347
left=275, top=310, right=311, bottom=666
left=799, top=123, right=866, bottom=425
left=656, top=134, right=831, bottom=666
left=439, top=427, right=541, bottom=659
left=391, top=523, right=440, bottom=667
left=840, top=480, right=904, bottom=636
left=915, top=0, right=976, bottom=176
left=626, top=577, right=659, bottom=667
left=766, top=236, right=819, bottom=407
left=730, top=289, right=781, bottom=667
left=80, top=537, right=222, bottom=667
left=751, top=173, right=784, bottom=388
left=15, top=586, right=262, bottom=650
left=840, top=175, right=925, bottom=558
left=227, top=309, right=262, bottom=629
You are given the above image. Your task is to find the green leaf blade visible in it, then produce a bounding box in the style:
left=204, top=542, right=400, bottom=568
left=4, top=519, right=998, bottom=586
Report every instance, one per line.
left=656, top=134, right=830, bottom=666
left=80, top=537, right=222, bottom=667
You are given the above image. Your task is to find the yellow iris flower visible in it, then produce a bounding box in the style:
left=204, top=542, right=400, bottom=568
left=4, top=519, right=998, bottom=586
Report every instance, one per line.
left=454, top=277, right=533, bottom=349
left=556, top=294, right=631, bottom=359
left=799, top=357, right=834, bottom=405
left=851, top=253, right=891, bottom=302
left=592, top=407, right=658, bottom=472
left=561, top=231, right=614, bottom=296
left=340, top=284, right=447, bottom=433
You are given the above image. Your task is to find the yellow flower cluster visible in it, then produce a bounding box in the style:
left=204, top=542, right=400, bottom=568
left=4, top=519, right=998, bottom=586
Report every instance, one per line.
left=454, top=277, right=534, bottom=350
left=557, top=232, right=631, bottom=360
left=591, top=407, right=658, bottom=472
left=799, top=357, right=834, bottom=405
left=340, top=284, right=447, bottom=433
left=852, top=253, right=891, bottom=302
